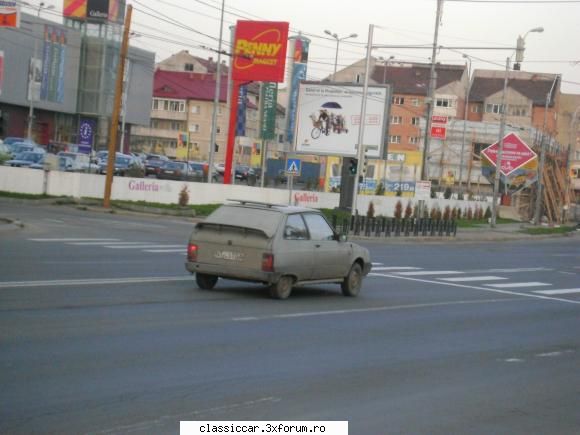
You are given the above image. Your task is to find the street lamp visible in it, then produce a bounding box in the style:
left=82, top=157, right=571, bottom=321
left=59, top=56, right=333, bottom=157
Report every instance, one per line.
left=458, top=54, right=472, bottom=196
left=491, top=27, right=544, bottom=227
left=514, top=26, right=544, bottom=70
left=324, top=29, right=357, bottom=81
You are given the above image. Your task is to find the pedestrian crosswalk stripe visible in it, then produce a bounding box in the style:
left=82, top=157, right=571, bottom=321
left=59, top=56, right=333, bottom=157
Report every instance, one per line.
left=439, top=276, right=507, bottom=282
left=29, top=238, right=119, bottom=242
left=105, top=245, right=184, bottom=249
left=533, top=288, right=580, bottom=295
left=487, top=282, right=552, bottom=288
left=394, top=270, right=464, bottom=276
left=68, top=241, right=150, bottom=246
left=143, top=249, right=185, bottom=253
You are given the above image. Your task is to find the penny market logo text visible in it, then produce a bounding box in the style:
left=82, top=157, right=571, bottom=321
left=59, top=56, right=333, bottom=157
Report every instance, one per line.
left=235, top=29, right=283, bottom=69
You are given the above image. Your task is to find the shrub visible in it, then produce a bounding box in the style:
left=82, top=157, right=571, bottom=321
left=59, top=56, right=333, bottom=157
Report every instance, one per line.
left=126, top=166, right=145, bottom=178
left=404, top=201, right=413, bottom=219
left=456, top=207, right=462, bottom=219
left=467, top=207, right=473, bottom=220
left=476, top=206, right=484, bottom=220
left=375, top=182, right=385, bottom=196
left=423, top=206, right=430, bottom=219
left=394, top=200, right=403, bottom=219
left=436, top=207, right=443, bottom=220
left=443, top=205, right=451, bottom=220
left=430, top=207, right=438, bottom=219
left=484, top=206, right=492, bottom=219
left=413, top=204, right=420, bottom=219
left=178, top=185, right=189, bottom=207
left=451, top=207, right=458, bottom=220
left=366, top=201, right=375, bottom=219
left=444, top=187, right=452, bottom=199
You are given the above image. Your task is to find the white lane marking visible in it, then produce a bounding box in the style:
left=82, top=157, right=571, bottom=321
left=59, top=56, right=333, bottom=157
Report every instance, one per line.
left=487, top=282, right=552, bottom=288
left=439, top=276, right=507, bottom=282
left=477, top=267, right=553, bottom=273
left=232, top=298, right=515, bottom=322
left=104, top=245, right=184, bottom=249
left=533, top=288, right=580, bottom=295
left=89, top=397, right=280, bottom=435
left=373, top=266, right=423, bottom=271
left=143, top=249, right=185, bottom=253
left=503, top=358, right=525, bottom=363
left=370, top=272, right=580, bottom=305
left=43, top=219, right=65, bottom=224
left=394, top=270, right=464, bottom=276
left=67, top=241, right=151, bottom=246
left=536, top=351, right=562, bottom=358
left=0, top=276, right=192, bottom=289
left=29, top=238, right=119, bottom=242
left=371, top=262, right=384, bottom=266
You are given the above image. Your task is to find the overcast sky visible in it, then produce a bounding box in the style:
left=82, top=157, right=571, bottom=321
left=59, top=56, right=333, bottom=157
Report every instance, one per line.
left=39, top=0, right=580, bottom=94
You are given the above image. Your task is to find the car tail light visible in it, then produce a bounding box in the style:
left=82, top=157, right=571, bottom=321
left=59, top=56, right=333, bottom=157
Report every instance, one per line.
left=262, top=253, right=274, bottom=272
left=187, top=244, right=198, bottom=262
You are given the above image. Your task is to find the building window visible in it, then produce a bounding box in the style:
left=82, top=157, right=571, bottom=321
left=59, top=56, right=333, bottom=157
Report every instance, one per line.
left=168, top=100, right=185, bottom=112
left=436, top=98, right=454, bottom=108
left=152, top=99, right=161, bottom=110
left=409, top=136, right=419, bottom=145
left=191, top=105, right=200, bottom=114
left=150, top=119, right=160, bottom=129
left=216, top=126, right=221, bottom=134
left=509, top=105, right=528, bottom=117
left=389, top=135, right=401, bottom=144
left=355, top=74, right=361, bottom=83
left=485, top=103, right=505, bottom=114
left=411, top=98, right=420, bottom=107
left=184, top=63, right=194, bottom=71
left=472, top=142, right=489, bottom=161
left=189, top=124, right=200, bottom=133
left=411, top=117, right=420, bottom=126
left=390, top=116, right=402, bottom=124
left=392, top=96, right=405, bottom=105
left=471, top=104, right=482, bottom=113
left=170, top=121, right=182, bottom=131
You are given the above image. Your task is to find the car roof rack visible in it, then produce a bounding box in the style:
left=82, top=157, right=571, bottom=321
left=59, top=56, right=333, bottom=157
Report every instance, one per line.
left=226, top=199, right=288, bottom=208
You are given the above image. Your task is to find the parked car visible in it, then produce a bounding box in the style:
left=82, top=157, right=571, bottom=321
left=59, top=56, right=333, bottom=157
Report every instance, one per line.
left=5, top=150, right=46, bottom=167
left=57, top=151, right=98, bottom=172
left=145, top=157, right=169, bottom=177
left=0, top=143, right=11, bottom=163
left=189, top=161, right=219, bottom=181
left=185, top=200, right=372, bottom=299
left=2, top=137, right=35, bottom=146
left=30, top=155, right=74, bottom=171
left=98, top=154, right=134, bottom=176
left=7, top=142, right=39, bottom=158
left=235, top=165, right=255, bottom=181
left=157, top=161, right=199, bottom=181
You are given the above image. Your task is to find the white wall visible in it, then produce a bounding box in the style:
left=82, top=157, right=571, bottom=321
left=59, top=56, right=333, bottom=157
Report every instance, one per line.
left=0, top=167, right=490, bottom=216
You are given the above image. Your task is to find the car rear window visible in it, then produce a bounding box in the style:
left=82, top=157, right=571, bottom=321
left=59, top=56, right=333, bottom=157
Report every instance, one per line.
left=205, top=205, right=283, bottom=238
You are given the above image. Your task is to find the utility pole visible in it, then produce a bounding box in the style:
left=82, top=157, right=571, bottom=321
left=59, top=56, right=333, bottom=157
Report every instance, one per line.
left=490, top=57, right=510, bottom=228
left=103, top=5, right=132, bottom=209
left=208, top=0, right=226, bottom=184
left=459, top=54, right=472, bottom=196
left=420, top=0, right=443, bottom=182
left=533, top=74, right=560, bottom=225
left=26, top=37, right=38, bottom=140
left=119, top=59, right=131, bottom=153
left=351, top=24, right=374, bottom=214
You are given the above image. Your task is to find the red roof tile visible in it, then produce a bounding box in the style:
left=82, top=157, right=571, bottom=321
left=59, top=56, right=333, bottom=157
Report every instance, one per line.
left=153, top=70, right=228, bottom=102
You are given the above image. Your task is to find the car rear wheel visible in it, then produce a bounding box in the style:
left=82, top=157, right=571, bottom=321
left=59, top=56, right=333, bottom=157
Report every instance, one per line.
left=341, top=263, right=362, bottom=297
left=269, top=276, right=293, bottom=300
left=196, top=273, right=218, bottom=290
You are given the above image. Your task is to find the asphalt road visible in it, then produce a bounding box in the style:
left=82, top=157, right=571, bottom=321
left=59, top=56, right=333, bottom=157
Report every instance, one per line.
left=1, top=201, right=579, bottom=434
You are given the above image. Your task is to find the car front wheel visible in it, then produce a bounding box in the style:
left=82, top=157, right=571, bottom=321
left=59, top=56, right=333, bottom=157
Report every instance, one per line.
left=270, top=276, right=293, bottom=300
left=196, top=273, right=218, bottom=290
left=341, top=263, right=362, bottom=297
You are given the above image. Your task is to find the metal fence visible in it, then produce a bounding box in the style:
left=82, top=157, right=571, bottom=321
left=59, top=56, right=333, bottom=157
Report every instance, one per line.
left=331, top=215, right=458, bottom=238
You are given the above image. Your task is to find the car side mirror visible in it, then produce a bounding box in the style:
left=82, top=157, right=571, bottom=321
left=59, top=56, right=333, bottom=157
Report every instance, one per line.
left=336, top=233, right=347, bottom=242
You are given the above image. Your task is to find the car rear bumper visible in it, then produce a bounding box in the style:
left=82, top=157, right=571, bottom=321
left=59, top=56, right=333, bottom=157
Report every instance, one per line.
left=185, top=261, right=280, bottom=284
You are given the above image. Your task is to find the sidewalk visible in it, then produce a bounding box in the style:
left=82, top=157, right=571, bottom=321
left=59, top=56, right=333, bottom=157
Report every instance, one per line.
left=0, top=197, right=578, bottom=243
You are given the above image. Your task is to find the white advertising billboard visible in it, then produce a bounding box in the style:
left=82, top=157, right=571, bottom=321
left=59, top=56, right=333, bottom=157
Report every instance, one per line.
left=294, top=82, right=390, bottom=158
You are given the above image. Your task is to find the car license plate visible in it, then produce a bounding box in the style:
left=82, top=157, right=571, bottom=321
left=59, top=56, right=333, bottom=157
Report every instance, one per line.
left=214, top=251, right=244, bottom=261
left=165, top=170, right=174, bottom=174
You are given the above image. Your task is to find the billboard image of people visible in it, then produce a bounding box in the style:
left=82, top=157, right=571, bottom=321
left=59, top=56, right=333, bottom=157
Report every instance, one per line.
left=294, top=82, right=390, bottom=158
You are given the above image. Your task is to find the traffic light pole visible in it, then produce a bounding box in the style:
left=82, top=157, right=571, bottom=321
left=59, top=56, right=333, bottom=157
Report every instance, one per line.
left=351, top=24, right=373, bottom=215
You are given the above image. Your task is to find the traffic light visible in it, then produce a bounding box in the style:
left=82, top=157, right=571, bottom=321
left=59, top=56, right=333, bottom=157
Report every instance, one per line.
left=362, top=152, right=368, bottom=176
left=348, top=158, right=358, bottom=175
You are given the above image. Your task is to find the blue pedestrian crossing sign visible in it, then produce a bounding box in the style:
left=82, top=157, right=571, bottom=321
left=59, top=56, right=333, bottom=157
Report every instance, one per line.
left=285, top=158, right=302, bottom=176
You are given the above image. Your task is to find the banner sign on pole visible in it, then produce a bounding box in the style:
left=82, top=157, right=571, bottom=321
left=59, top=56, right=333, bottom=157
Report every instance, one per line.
left=260, top=82, right=277, bottom=140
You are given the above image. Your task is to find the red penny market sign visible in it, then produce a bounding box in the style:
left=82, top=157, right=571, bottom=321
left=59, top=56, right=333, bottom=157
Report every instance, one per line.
left=232, top=21, right=289, bottom=83
left=430, top=125, right=446, bottom=139
left=481, top=133, right=537, bottom=176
